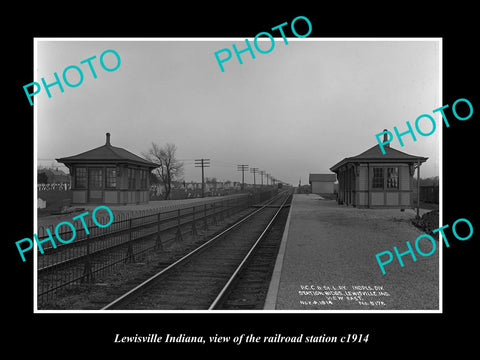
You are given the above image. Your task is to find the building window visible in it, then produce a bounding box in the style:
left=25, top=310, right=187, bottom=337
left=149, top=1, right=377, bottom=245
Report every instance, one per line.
left=128, top=168, right=135, bottom=189
left=140, top=169, right=147, bottom=189
left=372, top=168, right=384, bottom=189
left=387, top=167, right=399, bottom=189
left=106, top=168, right=116, bottom=188
left=135, top=169, right=140, bottom=190
left=75, top=167, right=87, bottom=189
left=89, top=168, right=103, bottom=189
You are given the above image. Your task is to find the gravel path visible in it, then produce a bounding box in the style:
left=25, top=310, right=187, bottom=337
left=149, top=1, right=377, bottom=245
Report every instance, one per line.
left=274, top=194, right=439, bottom=311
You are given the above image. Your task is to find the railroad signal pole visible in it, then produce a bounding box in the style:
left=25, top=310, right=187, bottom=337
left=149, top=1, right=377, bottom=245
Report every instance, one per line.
left=237, top=164, right=249, bottom=191
left=195, top=158, right=210, bottom=198
left=250, top=167, right=258, bottom=187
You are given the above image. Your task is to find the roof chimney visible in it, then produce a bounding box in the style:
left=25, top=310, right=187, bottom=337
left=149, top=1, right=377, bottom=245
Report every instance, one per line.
left=106, top=132, right=111, bottom=145
left=383, top=129, right=390, bottom=148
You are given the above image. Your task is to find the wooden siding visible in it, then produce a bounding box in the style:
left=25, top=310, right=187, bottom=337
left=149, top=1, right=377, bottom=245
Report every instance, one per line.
left=371, top=192, right=384, bottom=206
left=386, top=192, right=399, bottom=206
left=311, top=181, right=334, bottom=194
left=358, top=165, right=368, bottom=191
left=400, top=191, right=411, bottom=206
left=104, top=191, right=118, bottom=204
left=399, top=165, right=410, bottom=191
left=72, top=190, right=87, bottom=204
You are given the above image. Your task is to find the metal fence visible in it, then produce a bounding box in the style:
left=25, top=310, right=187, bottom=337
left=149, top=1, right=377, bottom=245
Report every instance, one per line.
left=37, top=190, right=277, bottom=307
left=37, top=183, right=71, bottom=191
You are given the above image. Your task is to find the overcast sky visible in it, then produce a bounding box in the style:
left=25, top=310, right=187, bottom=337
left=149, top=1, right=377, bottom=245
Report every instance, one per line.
left=36, top=39, right=440, bottom=185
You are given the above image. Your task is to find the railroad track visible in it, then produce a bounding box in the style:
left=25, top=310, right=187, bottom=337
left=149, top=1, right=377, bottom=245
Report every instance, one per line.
left=101, top=191, right=292, bottom=310
left=37, top=194, right=255, bottom=305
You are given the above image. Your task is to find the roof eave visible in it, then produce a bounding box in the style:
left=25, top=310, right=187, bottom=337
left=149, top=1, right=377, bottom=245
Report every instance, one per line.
left=56, top=158, right=159, bottom=169
left=330, top=156, right=428, bottom=172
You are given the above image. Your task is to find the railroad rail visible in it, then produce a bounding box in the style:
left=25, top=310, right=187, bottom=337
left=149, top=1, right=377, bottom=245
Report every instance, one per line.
left=101, top=190, right=292, bottom=310
left=37, top=190, right=277, bottom=307
left=209, top=193, right=291, bottom=310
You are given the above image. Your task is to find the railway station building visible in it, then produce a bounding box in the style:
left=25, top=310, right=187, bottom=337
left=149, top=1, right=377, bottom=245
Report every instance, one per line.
left=57, top=133, right=159, bottom=205
left=308, top=173, right=336, bottom=194
left=329, top=134, right=427, bottom=209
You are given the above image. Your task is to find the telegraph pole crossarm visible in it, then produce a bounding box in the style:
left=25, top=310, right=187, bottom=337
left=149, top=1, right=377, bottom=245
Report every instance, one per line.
left=237, top=164, right=249, bottom=191
left=250, top=167, right=258, bottom=188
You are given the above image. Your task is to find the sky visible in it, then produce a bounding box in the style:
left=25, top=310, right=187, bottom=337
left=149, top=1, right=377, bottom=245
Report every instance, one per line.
left=36, top=39, right=440, bottom=185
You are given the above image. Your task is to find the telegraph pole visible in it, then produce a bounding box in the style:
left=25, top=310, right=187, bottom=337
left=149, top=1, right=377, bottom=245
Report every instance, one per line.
left=195, top=158, right=210, bottom=198
left=237, top=164, right=249, bottom=191
left=259, top=170, right=265, bottom=187
left=250, top=167, right=258, bottom=187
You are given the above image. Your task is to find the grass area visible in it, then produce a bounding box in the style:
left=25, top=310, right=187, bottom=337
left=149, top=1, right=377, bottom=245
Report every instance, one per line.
left=412, top=209, right=440, bottom=239
left=38, top=191, right=72, bottom=217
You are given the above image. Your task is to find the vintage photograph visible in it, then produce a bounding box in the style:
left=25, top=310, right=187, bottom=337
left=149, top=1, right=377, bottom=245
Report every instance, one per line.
left=34, top=38, right=441, bottom=312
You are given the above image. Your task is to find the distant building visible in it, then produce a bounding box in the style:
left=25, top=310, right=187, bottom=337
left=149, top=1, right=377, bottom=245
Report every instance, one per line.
left=330, top=134, right=427, bottom=209
left=37, top=197, right=46, bottom=209
left=57, top=133, right=159, bottom=205
left=309, top=173, right=337, bottom=194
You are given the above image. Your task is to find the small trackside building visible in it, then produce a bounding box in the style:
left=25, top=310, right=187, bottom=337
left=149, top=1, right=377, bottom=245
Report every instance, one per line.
left=309, top=173, right=337, bottom=194
left=329, top=138, right=427, bottom=209
left=56, top=133, right=159, bottom=205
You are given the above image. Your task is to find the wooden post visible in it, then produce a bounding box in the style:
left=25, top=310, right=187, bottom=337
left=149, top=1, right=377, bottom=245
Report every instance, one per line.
left=366, top=163, right=370, bottom=208
left=204, top=203, right=208, bottom=231
left=125, top=218, right=135, bottom=263
left=219, top=200, right=225, bottom=222
left=175, top=208, right=183, bottom=242
left=417, top=161, right=421, bottom=219
left=82, top=234, right=93, bottom=283
left=156, top=212, right=163, bottom=250
left=191, top=206, right=198, bottom=238
left=212, top=201, right=217, bottom=225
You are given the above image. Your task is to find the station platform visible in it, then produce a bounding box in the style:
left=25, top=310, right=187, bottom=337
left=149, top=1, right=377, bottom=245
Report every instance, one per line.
left=264, top=194, right=440, bottom=311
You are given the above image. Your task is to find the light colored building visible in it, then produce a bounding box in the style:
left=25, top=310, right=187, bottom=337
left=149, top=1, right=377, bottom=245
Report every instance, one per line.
left=309, top=173, right=337, bottom=194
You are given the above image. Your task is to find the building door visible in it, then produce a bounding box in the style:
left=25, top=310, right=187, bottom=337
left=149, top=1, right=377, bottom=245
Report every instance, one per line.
left=88, top=168, right=103, bottom=203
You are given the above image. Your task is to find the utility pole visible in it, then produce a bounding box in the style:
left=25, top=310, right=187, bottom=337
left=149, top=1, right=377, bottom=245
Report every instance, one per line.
left=237, top=164, right=249, bottom=191
left=259, top=170, right=265, bottom=187
left=266, top=173, right=270, bottom=186
left=250, top=167, right=258, bottom=187
left=195, top=158, right=210, bottom=198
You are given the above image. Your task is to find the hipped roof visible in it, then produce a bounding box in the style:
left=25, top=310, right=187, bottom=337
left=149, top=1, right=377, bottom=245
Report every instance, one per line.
left=56, top=133, right=159, bottom=169
left=330, top=144, right=428, bottom=172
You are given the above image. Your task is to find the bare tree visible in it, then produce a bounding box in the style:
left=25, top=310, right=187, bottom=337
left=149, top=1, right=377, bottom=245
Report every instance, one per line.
left=143, top=143, right=184, bottom=200
left=206, top=177, right=217, bottom=189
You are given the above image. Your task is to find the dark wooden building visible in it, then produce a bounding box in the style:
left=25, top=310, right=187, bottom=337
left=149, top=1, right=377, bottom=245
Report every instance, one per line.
left=57, top=133, right=158, bottom=205
left=330, top=138, right=427, bottom=209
